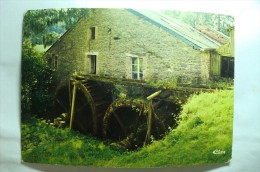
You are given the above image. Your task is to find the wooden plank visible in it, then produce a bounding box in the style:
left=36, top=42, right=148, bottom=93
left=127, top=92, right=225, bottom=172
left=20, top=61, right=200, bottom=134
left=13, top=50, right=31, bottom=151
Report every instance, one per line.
left=144, top=101, right=153, bottom=146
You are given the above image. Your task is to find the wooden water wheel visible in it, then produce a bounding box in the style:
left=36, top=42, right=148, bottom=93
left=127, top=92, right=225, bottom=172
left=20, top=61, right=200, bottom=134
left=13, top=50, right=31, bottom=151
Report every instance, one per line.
left=54, top=77, right=167, bottom=149
left=54, top=76, right=111, bottom=136
left=103, top=98, right=166, bottom=150
left=103, top=99, right=147, bottom=149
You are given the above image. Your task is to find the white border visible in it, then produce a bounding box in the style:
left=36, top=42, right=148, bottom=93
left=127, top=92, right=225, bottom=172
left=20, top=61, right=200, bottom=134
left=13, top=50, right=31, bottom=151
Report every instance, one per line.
left=1, top=0, right=260, bottom=172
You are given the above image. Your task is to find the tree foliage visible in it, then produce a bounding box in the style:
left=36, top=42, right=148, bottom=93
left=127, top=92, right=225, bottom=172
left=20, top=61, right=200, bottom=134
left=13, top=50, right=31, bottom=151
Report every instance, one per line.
left=21, top=8, right=89, bottom=117
left=23, top=8, right=89, bottom=47
left=21, top=39, right=55, bottom=117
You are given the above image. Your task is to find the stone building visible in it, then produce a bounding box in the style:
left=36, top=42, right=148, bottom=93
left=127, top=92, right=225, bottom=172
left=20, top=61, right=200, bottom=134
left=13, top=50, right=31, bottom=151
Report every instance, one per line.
left=44, top=9, right=234, bottom=85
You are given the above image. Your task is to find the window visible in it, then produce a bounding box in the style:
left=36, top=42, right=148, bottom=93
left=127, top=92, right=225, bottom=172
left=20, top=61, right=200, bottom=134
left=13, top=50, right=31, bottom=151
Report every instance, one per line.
left=89, top=55, right=96, bottom=74
left=54, top=55, right=58, bottom=69
left=90, top=27, right=96, bottom=39
left=132, top=57, right=143, bottom=80
left=48, top=54, right=58, bottom=69
left=221, top=56, right=234, bottom=78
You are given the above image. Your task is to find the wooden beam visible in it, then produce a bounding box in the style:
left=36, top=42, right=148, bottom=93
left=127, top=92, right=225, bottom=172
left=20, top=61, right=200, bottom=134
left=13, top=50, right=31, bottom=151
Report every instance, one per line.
left=69, top=81, right=77, bottom=130
left=147, top=90, right=162, bottom=100
left=144, top=101, right=153, bottom=146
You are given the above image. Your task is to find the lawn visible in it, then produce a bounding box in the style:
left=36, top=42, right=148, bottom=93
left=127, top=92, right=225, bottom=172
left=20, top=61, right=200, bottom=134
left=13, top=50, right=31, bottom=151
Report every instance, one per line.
left=21, top=90, right=234, bottom=167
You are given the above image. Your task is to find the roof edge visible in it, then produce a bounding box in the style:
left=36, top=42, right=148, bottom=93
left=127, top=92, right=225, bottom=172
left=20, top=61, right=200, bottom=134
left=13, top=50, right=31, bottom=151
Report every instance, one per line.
left=127, top=9, right=201, bottom=50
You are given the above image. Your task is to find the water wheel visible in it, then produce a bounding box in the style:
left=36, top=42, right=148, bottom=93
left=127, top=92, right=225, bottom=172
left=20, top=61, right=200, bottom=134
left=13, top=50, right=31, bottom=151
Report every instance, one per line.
left=103, top=99, right=166, bottom=150
left=54, top=77, right=111, bottom=136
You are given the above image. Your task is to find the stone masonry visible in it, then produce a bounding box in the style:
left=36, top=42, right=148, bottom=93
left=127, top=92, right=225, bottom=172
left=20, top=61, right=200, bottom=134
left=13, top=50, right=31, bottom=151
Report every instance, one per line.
left=44, top=9, right=212, bottom=85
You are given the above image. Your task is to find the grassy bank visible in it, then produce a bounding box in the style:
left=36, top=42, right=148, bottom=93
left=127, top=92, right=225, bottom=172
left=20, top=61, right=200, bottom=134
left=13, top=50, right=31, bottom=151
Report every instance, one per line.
left=21, top=90, right=234, bottom=167
left=21, top=118, right=124, bottom=166
left=105, top=90, right=233, bottom=167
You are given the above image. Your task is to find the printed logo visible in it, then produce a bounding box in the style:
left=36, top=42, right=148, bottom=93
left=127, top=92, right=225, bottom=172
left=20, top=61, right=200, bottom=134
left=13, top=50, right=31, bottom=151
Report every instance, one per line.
left=213, top=149, right=226, bottom=155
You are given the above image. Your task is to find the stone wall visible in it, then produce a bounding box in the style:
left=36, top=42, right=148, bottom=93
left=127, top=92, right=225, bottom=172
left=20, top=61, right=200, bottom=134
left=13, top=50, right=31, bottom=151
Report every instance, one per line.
left=44, top=18, right=90, bottom=82
left=45, top=9, right=210, bottom=85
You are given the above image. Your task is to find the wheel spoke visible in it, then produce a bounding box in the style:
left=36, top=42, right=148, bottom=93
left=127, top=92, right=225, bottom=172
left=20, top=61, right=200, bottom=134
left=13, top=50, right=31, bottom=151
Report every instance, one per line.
left=74, top=103, right=88, bottom=114
left=56, top=98, right=69, bottom=112
left=112, top=112, right=127, bottom=136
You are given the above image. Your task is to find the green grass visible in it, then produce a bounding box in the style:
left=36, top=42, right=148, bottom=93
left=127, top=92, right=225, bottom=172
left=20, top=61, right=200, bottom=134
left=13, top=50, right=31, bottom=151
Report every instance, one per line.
left=21, top=117, right=125, bottom=166
left=207, top=77, right=234, bottom=89
left=103, top=90, right=234, bottom=167
left=21, top=90, right=234, bottom=167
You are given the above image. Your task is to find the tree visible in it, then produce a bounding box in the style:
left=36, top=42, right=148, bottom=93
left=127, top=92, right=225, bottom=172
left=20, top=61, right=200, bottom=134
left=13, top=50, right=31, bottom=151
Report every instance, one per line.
left=23, top=8, right=89, bottom=47
left=21, top=39, right=55, bottom=117
left=21, top=8, right=89, bottom=118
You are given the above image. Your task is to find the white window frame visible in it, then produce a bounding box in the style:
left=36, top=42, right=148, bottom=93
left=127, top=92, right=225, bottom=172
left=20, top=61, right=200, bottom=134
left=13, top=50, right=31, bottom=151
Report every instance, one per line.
left=86, top=52, right=98, bottom=75
left=49, top=54, right=58, bottom=69
left=89, top=55, right=96, bottom=74
left=132, top=57, right=143, bottom=80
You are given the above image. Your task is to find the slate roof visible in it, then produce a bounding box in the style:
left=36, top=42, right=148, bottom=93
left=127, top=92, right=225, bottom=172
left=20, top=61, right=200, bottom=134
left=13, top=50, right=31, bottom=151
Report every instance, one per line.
left=128, top=9, right=225, bottom=50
